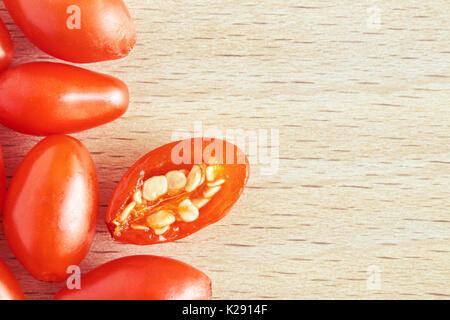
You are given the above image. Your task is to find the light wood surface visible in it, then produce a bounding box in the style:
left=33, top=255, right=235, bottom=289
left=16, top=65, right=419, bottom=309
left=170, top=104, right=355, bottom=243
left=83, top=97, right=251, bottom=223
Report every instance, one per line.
left=0, top=1, right=449, bottom=300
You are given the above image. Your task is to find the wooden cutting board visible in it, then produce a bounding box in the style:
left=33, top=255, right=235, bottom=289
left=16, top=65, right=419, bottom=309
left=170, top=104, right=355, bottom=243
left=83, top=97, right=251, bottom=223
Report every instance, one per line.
left=0, top=1, right=449, bottom=299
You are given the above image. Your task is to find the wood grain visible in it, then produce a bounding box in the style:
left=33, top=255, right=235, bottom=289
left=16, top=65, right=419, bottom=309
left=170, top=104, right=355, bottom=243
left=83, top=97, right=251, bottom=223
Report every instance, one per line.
left=0, top=0, right=449, bottom=299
